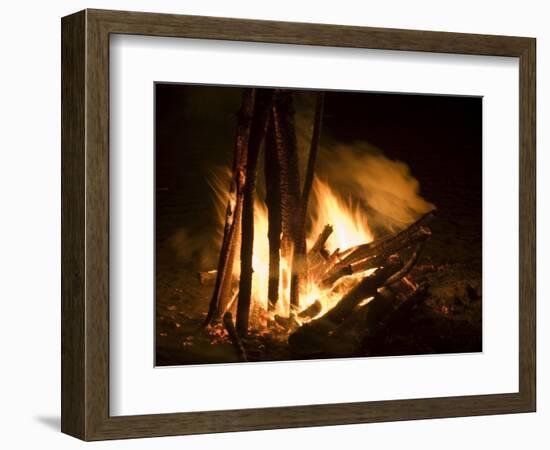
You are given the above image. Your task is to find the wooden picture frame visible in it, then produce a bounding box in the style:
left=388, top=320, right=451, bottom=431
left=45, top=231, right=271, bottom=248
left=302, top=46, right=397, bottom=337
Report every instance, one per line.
left=61, top=8, right=536, bottom=441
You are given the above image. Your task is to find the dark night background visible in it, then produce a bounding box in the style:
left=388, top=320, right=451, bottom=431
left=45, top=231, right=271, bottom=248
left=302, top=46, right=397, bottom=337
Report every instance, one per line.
left=155, top=83, right=482, bottom=365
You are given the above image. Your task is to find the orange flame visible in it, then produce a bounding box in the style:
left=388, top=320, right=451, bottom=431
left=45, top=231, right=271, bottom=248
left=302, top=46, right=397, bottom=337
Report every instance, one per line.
left=309, top=178, right=374, bottom=254
left=209, top=172, right=375, bottom=324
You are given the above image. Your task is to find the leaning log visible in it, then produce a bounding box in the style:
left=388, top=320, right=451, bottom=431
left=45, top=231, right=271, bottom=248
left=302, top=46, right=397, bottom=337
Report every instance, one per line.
left=321, top=261, right=403, bottom=324
left=265, top=114, right=282, bottom=311
left=321, top=223, right=432, bottom=287
left=321, top=228, right=430, bottom=288
left=236, top=89, right=274, bottom=337
left=309, top=224, right=333, bottom=258
left=337, top=210, right=435, bottom=268
left=288, top=262, right=403, bottom=355
left=299, top=92, right=325, bottom=266
left=320, top=253, right=393, bottom=288
left=307, top=224, right=333, bottom=283
left=310, top=247, right=342, bottom=284
left=301, top=92, right=325, bottom=212
left=203, top=89, right=255, bottom=326
left=297, top=93, right=325, bottom=302
left=272, top=89, right=303, bottom=312
left=223, top=312, right=248, bottom=362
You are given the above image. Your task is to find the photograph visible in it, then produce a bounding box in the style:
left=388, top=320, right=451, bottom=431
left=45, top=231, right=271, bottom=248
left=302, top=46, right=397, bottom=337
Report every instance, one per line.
left=154, top=84, right=483, bottom=366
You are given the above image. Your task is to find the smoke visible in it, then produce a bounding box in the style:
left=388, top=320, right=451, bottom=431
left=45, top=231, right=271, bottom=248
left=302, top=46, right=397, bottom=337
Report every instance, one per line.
left=319, top=143, right=434, bottom=232
left=168, top=228, right=216, bottom=269
left=167, top=167, right=230, bottom=269
left=294, top=92, right=435, bottom=235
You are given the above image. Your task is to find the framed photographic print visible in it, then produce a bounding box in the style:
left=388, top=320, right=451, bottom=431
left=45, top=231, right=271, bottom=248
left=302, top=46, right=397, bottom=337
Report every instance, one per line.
left=61, top=9, right=536, bottom=440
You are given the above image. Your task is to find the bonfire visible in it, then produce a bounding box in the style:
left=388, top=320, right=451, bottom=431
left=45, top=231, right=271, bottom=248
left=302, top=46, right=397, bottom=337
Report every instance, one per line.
left=195, top=88, right=436, bottom=360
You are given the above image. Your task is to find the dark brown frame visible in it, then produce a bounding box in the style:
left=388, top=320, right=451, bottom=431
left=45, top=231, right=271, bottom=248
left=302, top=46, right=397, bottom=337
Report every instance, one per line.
left=61, top=8, right=536, bottom=441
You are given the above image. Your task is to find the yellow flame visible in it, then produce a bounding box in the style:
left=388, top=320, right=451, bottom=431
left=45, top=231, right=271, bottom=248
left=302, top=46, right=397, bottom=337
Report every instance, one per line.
left=309, top=178, right=374, bottom=253
left=208, top=172, right=376, bottom=325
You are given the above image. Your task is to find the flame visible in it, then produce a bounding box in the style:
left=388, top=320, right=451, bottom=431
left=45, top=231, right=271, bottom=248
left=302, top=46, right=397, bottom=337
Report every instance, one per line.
left=309, top=178, right=374, bottom=254
left=208, top=172, right=375, bottom=325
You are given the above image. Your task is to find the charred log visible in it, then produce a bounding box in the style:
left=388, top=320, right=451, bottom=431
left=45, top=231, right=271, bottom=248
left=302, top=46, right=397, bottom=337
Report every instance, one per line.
left=320, top=253, right=394, bottom=288
left=337, top=210, right=435, bottom=268
left=311, top=247, right=342, bottom=284
left=272, top=89, right=304, bottom=311
left=384, top=242, right=425, bottom=286
left=322, top=261, right=403, bottom=324
left=322, top=221, right=433, bottom=287
left=301, top=92, right=325, bottom=211
left=298, top=300, right=322, bottom=320
left=223, top=312, right=248, bottom=362
left=288, top=262, right=403, bottom=355
left=264, top=114, right=282, bottom=311
left=203, top=89, right=255, bottom=326
left=236, top=89, right=274, bottom=337
left=307, top=224, right=334, bottom=283
left=297, top=93, right=325, bottom=300
left=309, top=224, right=333, bottom=258
left=274, top=313, right=301, bottom=333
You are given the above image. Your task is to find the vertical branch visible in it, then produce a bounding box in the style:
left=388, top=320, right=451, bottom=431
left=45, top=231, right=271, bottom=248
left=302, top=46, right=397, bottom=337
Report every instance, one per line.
left=302, top=92, right=325, bottom=211
left=203, top=89, right=255, bottom=326
left=272, top=90, right=303, bottom=312
left=297, top=92, right=325, bottom=293
left=264, top=114, right=282, bottom=311
left=236, top=90, right=273, bottom=337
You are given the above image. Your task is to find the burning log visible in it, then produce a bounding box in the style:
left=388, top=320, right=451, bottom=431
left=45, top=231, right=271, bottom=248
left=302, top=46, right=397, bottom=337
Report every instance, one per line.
left=321, top=261, right=403, bottom=324
left=327, top=248, right=341, bottom=266
left=310, top=247, right=342, bottom=284
left=301, top=92, right=325, bottom=212
left=307, top=224, right=334, bottom=283
left=223, top=312, right=248, bottom=362
left=321, top=214, right=434, bottom=288
left=236, top=89, right=274, bottom=336
left=320, top=253, right=393, bottom=288
left=203, top=89, right=255, bottom=326
left=309, top=224, right=333, bottom=259
left=272, top=89, right=304, bottom=312
left=299, top=92, right=325, bottom=263
left=298, top=92, right=325, bottom=299
left=274, top=313, right=301, bottom=333
left=265, top=115, right=282, bottom=311
left=289, top=262, right=403, bottom=355
left=321, top=230, right=430, bottom=288
left=298, top=300, right=322, bottom=320
left=337, top=210, right=435, bottom=268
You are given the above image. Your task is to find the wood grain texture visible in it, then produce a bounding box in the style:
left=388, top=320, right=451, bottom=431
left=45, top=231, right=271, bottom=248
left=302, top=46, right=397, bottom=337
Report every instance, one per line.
left=518, top=39, right=536, bottom=409
left=61, top=10, right=86, bottom=439
left=85, top=10, right=111, bottom=440
left=90, top=8, right=532, bottom=56
left=61, top=8, right=537, bottom=441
